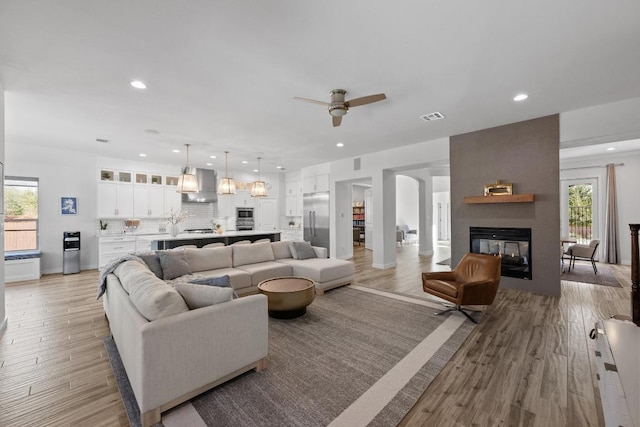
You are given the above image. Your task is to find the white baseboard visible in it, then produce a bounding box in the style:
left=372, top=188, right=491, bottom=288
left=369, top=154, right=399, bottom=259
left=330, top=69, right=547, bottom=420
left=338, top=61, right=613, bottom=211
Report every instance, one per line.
left=372, top=262, right=397, bottom=269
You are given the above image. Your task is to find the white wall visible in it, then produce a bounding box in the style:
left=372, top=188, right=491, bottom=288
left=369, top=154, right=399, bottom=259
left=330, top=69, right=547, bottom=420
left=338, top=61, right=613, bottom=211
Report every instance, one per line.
left=396, top=175, right=419, bottom=230
left=560, top=151, right=640, bottom=264
left=0, top=79, right=6, bottom=335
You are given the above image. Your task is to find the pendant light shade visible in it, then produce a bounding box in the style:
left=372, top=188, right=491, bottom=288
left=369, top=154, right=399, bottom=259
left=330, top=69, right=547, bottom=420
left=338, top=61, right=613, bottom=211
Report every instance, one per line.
left=251, top=157, right=268, bottom=198
left=177, top=144, right=199, bottom=193
left=217, top=151, right=236, bottom=195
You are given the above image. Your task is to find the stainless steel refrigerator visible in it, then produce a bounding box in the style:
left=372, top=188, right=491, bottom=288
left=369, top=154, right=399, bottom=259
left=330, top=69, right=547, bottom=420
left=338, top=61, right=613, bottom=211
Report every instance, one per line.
left=303, top=192, right=330, bottom=255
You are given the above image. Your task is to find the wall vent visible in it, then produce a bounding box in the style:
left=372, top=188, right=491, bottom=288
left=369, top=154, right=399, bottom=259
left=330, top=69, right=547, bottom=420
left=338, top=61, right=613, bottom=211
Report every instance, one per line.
left=354, top=158, right=361, bottom=171
left=96, top=138, right=111, bottom=143
left=420, top=112, right=445, bottom=122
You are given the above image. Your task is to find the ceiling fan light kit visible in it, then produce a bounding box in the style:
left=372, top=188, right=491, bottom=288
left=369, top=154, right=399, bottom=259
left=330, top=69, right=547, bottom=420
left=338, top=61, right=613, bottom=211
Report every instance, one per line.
left=217, top=151, right=237, bottom=195
left=176, top=143, right=199, bottom=193
left=294, top=89, right=387, bottom=127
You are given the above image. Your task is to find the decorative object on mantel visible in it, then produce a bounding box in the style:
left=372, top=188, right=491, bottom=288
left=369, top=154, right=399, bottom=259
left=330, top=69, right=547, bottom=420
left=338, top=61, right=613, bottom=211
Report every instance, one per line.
left=164, top=208, right=188, bottom=237
left=251, top=156, right=268, bottom=198
left=218, top=151, right=237, bottom=195
left=464, top=180, right=534, bottom=204
left=176, top=144, right=199, bottom=193
left=484, top=180, right=512, bottom=196
left=99, top=220, right=108, bottom=231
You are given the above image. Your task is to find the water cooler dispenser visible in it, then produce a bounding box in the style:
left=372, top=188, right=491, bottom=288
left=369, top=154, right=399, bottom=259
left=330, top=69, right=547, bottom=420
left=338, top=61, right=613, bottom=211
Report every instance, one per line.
left=63, top=231, right=81, bottom=274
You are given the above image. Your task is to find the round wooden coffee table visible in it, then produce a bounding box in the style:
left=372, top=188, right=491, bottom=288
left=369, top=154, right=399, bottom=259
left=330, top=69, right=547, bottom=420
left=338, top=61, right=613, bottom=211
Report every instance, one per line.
left=258, top=277, right=315, bottom=319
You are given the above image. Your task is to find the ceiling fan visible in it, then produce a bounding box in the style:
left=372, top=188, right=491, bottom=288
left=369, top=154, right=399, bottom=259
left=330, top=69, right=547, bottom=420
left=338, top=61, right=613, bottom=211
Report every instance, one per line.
left=294, top=89, right=387, bottom=127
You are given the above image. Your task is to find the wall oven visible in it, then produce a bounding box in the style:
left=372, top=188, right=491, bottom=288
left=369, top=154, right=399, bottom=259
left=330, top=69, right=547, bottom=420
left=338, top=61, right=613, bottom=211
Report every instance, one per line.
left=236, top=207, right=254, bottom=231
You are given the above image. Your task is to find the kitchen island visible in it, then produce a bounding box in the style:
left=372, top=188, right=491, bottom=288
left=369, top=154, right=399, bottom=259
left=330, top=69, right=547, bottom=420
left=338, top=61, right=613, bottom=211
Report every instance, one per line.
left=151, top=230, right=281, bottom=250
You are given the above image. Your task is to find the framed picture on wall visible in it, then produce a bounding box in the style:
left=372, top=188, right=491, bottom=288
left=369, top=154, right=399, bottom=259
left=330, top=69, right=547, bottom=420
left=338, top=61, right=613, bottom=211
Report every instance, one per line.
left=61, top=197, right=78, bottom=215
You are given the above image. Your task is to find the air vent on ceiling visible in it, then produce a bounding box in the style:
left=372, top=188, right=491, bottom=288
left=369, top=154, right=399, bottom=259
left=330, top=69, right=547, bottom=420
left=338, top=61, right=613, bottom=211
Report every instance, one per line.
left=420, top=112, right=445, bottom=122
left=96, top=138, right=111, bottom=143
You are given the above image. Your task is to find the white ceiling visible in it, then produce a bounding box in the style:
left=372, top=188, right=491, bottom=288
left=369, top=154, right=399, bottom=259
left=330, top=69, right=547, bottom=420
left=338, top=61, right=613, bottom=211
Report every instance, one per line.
left=1, top=2, right=640, bottom=174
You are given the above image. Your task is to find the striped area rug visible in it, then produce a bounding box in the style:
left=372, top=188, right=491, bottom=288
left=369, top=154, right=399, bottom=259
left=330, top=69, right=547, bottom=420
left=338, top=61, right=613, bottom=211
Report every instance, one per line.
left=106, top=286, right=476, bottom=427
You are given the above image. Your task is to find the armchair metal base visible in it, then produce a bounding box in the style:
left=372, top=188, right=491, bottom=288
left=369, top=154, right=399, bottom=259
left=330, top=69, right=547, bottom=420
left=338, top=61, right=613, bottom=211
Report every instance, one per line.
left=435, top=303, right=481, bottom=323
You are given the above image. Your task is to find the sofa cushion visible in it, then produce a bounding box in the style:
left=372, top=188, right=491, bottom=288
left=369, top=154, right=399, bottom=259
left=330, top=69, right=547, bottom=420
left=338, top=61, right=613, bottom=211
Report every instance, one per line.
left=195, top=268, right=253, bottom=290
left=271, top=241, right=293, bottom=259
left=190, top=275, right=238, bottom=298
left=174, top=283, right=234, bottom=309
left=139, top=254, right=163, bottom=279
left=288, top=241, right=317, bottom=260
left=112, top=260, right=189, bottom=320
left=185, top=247, right=233, bottom=272
left=232, top=242, right=275, bottom=267
left=277, top=258, right=355, bottom=283
left=236, top=261, right=293, bottom=286
left=157, top=250, right=192, bottom=280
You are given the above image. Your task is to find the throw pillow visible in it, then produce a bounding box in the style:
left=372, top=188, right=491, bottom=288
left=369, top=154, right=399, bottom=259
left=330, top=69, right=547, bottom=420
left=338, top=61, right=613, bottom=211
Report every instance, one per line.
left=288, top=241, right=317, bottom=260
left=157, top=250, right=192, bottom=280
left=190, top=275, right=238, bottom=298
left=139, top=254, right=163, bottom=279
left=174, top=283, right=234, bottom=309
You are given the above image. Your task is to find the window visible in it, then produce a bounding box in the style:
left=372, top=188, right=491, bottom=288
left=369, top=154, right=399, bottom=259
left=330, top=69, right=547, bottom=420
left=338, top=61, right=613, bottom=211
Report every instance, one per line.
left=4, top=177, right=39, bottom=251
left=561, top=178, right=597, bottom=245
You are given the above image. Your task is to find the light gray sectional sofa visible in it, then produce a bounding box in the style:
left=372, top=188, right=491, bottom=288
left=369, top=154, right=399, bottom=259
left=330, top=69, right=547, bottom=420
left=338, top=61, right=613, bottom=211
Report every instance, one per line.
left=102, top=240, right=355, bottom=426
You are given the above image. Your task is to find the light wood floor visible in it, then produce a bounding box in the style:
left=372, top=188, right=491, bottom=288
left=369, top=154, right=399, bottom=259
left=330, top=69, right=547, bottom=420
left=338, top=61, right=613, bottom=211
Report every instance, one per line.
left=0, top=245, right=630, bottom=426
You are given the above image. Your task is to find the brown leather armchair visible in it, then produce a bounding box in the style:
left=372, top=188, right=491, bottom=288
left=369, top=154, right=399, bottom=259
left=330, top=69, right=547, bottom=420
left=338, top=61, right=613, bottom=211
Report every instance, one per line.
left=422, top=253, right=501, bottom=323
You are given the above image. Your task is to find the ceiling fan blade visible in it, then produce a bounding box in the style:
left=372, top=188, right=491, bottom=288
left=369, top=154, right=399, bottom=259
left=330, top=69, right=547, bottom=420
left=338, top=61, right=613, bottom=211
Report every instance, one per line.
left=332, top=115, right=342, bottom=127
left=293, top=97, right=330, bottom=107
left=346, top=93, right=387, bottom=107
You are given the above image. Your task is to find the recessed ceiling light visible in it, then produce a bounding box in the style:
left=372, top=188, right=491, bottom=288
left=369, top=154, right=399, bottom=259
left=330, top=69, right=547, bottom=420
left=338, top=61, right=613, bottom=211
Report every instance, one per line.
left=206, top=162, right=213, bottom=166
left=513, top=93, right=528, bottom=101
left=253, top=169, right=259, bottom=173
left=210, top=155, right=217, bottom=159
left=606, top=147, right=616, bottom=151
left=172, top=149, right=180, bottom=153
left=139, top=153, right=147, bottom=157
left=336, top=142, right=344, bottom=147
left=242, top=160, right=248, bottom=164
left=130, top=80, right=147, bottom=89
left=276, top=166, right=283, bottom=170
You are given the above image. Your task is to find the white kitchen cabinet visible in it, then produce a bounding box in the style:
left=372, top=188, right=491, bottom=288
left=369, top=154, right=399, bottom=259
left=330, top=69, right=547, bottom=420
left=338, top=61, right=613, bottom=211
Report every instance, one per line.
left=285, top=195, right=303, bottom=216
left=163, top=186, right=182, bottom=215
left=281, top=228, right=303, bottom=241
left=135, top=235, right=156, bottom=252
left=256, top=198, right=278, bottom=231
left=302, top=173, right=329, bottom=193
left=135, top=184, right=165, bottom=217
left=98, top=236, right=136, bottom=268
left=235, top=191, right=255, bottom=207
left=97, top=181, right=134, bottom=218
left=217, top=194, right=235, bottom=218
left=285, top=179, right=302, bottom=195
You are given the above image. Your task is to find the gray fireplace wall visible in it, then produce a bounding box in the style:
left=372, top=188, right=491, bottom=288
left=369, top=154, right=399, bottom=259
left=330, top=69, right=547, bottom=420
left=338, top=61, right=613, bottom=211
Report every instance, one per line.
left=450, top=115, right=560, bottom=296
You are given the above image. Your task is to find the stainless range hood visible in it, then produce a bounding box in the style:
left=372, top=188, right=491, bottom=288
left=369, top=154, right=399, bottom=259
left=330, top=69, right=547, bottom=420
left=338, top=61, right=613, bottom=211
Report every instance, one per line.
left=181, top=167, right=218, bottom=203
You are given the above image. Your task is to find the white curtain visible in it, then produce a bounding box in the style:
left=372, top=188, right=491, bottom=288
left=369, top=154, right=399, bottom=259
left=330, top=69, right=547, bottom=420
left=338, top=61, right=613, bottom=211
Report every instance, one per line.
left=604, top=164, right=619, bottom=263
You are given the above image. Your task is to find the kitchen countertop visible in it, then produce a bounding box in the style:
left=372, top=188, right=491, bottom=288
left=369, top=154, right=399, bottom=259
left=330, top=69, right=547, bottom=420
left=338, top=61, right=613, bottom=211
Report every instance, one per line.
left=155, top=230, right=280, bottom=241
left=150, top=230, right=282, bottom=250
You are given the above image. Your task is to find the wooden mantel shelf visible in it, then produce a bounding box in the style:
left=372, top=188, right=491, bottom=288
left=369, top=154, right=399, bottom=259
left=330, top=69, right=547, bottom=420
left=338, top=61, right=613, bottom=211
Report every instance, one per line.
left=464, top=194, right=535, bottom=204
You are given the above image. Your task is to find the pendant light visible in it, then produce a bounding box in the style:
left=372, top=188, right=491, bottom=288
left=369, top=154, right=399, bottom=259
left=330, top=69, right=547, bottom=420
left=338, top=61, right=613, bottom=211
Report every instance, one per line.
left=251, top=156, right=268, bottom=198
left=217, top=151, right=236, bottom=195
left=176, top=144, right=199, bottom=193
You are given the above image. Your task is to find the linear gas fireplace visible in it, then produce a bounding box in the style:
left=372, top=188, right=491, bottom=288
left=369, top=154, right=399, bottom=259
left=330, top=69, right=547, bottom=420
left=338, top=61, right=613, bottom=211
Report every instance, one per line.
left=470, top=227, right=532, bottom=280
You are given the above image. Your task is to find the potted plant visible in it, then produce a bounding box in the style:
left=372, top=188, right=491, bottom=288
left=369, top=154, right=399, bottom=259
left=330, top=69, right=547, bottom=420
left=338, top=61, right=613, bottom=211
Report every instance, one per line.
left=288, top=220, right=296, bottom=229
left=163, top=209, right=189, bottom=237
left=99, top=220, right=108, bottom=234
